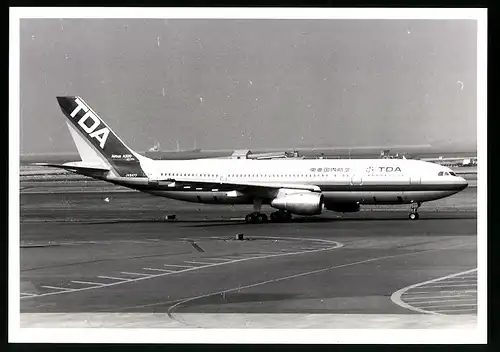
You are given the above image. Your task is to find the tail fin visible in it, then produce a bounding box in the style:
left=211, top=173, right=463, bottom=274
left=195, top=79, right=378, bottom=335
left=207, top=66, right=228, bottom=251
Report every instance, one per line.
left=56, top=96, right=147, bottom=178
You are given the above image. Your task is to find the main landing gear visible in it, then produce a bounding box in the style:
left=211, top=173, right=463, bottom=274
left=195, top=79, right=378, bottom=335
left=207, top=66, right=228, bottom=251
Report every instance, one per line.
left=244, top=211, right=293, bottom=224
left=245, top=198, right=267, bottom=224
left=244, top=199, right=293, bottom=224
left=270, top=210, right=293, bottom=223
left=409, top=202, right=421, bottom=220
left=245, top=212, right=268, bottom=224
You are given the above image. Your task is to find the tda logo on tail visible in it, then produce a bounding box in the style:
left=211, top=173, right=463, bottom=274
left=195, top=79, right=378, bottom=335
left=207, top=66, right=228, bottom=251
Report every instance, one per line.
left=70, top=97, right=110, bottom=149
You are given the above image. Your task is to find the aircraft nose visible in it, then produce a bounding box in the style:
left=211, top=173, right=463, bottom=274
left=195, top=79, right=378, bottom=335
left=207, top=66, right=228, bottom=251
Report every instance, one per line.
left=457, top=177, right=468, bottom=190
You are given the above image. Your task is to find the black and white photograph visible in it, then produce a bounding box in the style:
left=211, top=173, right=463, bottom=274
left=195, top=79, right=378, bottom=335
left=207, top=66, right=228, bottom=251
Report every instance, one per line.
left=9, top=7, right=487, bottom=344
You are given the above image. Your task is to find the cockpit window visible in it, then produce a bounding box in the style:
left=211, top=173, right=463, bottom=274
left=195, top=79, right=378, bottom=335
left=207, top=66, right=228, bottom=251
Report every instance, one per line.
left=449, top=172, right=457, bottom=176
left=438, top=171, right=444, bottom=176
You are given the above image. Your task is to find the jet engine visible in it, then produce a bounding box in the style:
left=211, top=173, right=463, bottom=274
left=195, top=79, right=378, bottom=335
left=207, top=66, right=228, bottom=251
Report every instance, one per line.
left=270, top=191, right=324, bottom=215
left=325, top=203, right=360, bottom=213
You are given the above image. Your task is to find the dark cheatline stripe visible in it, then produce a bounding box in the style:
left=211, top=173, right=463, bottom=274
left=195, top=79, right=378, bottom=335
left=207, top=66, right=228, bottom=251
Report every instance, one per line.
left=114, top=179, right=463, bottom=193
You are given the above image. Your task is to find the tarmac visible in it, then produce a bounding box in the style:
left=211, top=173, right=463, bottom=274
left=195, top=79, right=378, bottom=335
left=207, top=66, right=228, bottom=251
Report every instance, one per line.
left=18, top=180, right=478, bottom=329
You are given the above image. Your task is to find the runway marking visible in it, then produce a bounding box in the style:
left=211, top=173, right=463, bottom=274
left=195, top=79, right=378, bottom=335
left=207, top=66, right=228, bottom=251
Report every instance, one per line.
left=97, top=276, right=130, bottom=282
left=405, top=298, right=476, bottom=305
left=184, top=261, right=215, bottom=266
left=432, top=308, right=477, bottom=313
left=41, top=286, right=76, bottom=292
left=457, top=276, right=477, bottom=279
left=143, top=268, right=175, bottom=273
left=118, top=240, right=154, bottom=244
left=413, top=303, right=477, bottom=309
left=163, top=243, right=474, bottom=325
left=20, top=236, right=343, bottom=300
left=404, top=294, right=475, bottom=300
left=407, top=290, right=477, bottom=294
left=430, top=279, right=477, bottom=283
left=423, top=284, right=476, bottom=288
left=20, top=292, right=37, bottom=296
left=71, top=280, right=106, bottom=287
left=390, top=268, right=477, bottom=316
left=202, top=258, right=233, bottom=262
left=120, top=272, right=152, bottom=277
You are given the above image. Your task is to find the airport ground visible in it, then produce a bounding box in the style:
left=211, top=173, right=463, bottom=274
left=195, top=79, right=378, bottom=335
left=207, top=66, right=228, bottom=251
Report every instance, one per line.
left=19, top=175, right=478, bottom=328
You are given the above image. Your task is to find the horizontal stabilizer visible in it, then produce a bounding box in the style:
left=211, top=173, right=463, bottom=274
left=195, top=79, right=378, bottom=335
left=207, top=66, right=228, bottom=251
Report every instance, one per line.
left=33, top=162, right=110, bottom=174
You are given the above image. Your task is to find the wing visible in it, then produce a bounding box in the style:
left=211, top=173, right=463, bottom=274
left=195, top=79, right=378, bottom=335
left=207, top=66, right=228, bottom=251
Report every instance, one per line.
left=152, top=177, right=321, bottom=197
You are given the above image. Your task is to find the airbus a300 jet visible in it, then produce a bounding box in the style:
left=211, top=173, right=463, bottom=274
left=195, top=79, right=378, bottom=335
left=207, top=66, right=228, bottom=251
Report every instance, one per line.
left=37, top=97, right=468, bottom=224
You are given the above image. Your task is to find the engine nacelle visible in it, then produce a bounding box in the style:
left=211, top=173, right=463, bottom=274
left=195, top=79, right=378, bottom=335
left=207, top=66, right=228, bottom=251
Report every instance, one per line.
left=270, top=192, right=324, bottom=215
left=325, top=202, right=360, bottom=213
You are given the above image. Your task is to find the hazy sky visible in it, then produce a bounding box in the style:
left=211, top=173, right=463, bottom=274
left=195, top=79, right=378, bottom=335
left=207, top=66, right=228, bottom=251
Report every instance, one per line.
left=19, top=19, right=477, bottom=154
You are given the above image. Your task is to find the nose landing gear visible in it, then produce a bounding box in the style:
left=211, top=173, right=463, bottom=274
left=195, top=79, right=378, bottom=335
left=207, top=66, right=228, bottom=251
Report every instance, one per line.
left=409, top=202, right=421, bottom=220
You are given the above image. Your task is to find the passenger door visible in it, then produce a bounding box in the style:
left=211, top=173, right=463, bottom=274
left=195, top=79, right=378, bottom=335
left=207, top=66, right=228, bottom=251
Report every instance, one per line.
left=409, top=176, right=421, bottom=185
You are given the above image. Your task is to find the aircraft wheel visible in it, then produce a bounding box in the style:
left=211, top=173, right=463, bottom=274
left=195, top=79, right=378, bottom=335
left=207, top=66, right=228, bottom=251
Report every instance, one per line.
left=409, top=212, right=419, bottom=220
left=245, top=214, right=254, bottom=224
left=270, top=212, right=282, bottom=222
left=257, top=214, right=268, bottom=223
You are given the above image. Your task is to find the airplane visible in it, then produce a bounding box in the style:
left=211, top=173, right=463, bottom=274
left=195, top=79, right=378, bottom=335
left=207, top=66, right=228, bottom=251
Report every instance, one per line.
left=36, top=96, right=469, bottom=224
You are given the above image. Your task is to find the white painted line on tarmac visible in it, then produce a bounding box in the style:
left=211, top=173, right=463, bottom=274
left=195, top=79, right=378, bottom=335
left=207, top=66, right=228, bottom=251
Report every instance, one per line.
left=71, top=280, right=106, bottom=287
left=20, top=292, right=37, bottom=296
left=97, top=276, right=130, bottom=282
left=414, top=303, right=477, bottom=309
left=424, top=284, right=477, bottom=288
left=163, top=264, right=195, bottom=268
left=202, top=258, right=233, bottom=262
left=21, top=237, right=344, bottom=300
left=431, top=279, right=477, bottom=284
left=404, top=294, right=475, bottom=300
left=184, top=261, right=215, bottom=266
left=406, top=298, right=476, bottom=305
left=41, top=286, right=77, bottom=292
left=165, top=243, right=472, bottom=322
left=120, top=272, right=152, bottom=277
left=432, top=308, right=477, bottom=313
left=391, top=268, right=477, bottom=315
left=143, top=268, right=175, bottom=273
left=408, top=289, right=477, bottom=294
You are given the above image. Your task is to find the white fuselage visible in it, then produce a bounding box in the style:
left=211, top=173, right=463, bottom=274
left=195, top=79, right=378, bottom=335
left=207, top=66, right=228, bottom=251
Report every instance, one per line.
left=124, top=157, right=467, bottom=206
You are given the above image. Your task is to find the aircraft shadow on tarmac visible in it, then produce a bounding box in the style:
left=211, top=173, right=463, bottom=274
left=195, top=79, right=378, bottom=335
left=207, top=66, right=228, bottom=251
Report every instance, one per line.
left=88, top=213, right=476, bottom=227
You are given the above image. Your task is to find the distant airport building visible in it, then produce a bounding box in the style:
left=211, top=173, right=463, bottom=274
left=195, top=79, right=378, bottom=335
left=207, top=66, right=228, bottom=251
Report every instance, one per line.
left=229, top=150, right=303, bottom=160
left=420, top=156, right=477, bottom=167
